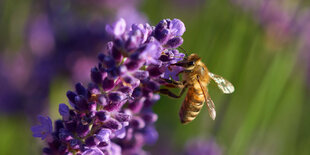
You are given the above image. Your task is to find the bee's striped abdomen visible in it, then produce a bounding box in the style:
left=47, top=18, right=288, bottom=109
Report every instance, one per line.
left=179, top=87, right=205, bottom=124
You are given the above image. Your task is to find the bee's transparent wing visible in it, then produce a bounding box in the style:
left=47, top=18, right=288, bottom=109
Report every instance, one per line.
left=206, top=96, right=216, bottom=120
left=197, top=77, right=216, bottom=120
left=208, top=72, right=235, bottom=94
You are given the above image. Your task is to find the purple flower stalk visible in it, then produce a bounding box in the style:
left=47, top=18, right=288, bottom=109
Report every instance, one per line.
left=32, top=18, right=186, bottom=154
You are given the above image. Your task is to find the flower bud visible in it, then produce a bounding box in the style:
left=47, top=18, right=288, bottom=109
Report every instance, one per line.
left=130, top=117, right=145, bottom=129
left=66, top=91, right=77, bottom=104
left=74, top=95, right=89, bottom=111
left=165, top=37, right=183, bottom=48
left=108, top=91, right=126, bottom=102
left=102, top=77, right=115, bottom=91
left=115, top=113, right=131, bottom=122
left=96, top=129, right=111, bottom=143
left=96, top=111, right=108, bottom=122
left=155, top=29, right=170, bottom=44
left=85, top=136, right=98, bottom=147
left=75, top=83, right=87, bottom=96
left=132, top=87, right=143, bottom=98
left=76, top=123, right=89, bottom=137
left=91, top=67, right=102, bottom=84
left=59, top=103, right=70, bottom=120
left=112, top=46, right=123, bottom=63
left=103, top=118, right=122, bottom=130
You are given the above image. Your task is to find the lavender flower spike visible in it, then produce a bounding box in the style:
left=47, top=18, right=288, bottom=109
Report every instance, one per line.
left=31, top=18, right=186, bottom=154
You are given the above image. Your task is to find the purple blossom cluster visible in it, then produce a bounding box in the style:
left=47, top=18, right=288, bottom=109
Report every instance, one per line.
left=31, top=18, right=186, bottom=154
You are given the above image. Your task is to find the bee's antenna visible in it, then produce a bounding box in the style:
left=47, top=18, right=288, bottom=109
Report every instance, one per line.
left=179, top=46, right=189, bottom=57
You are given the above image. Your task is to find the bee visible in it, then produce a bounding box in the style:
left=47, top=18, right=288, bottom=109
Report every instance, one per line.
left=160, top=53, right=235, bottom=124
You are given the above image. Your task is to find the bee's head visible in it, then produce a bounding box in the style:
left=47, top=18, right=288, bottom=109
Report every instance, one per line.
left=186, top=54, right=201, bottom=62
left=175, top=54, right=201, bottom=70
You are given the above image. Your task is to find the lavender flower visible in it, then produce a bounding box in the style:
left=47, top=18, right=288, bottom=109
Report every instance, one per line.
left=31, top=115, right=53, bottom=140
left=32, top=18, right=186, bottom=154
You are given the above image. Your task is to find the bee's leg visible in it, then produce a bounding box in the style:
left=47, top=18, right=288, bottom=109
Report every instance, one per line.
left=160, top=78, right=184, bottom=88
left=159, top=87, right=187, bottom=98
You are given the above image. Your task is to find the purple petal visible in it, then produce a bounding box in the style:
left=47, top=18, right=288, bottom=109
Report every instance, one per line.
left=147, top=65, right=164, bottom=77
left=96, top=128, right=111, bottom=143
left=31, top=115, right=53, bottom=140
left=105, top=18, right=126, bottom=37
left=70, top=139, right=81, bottom=150
left=128, top=98, right=145, bottom=113
left=114, top=127, right=126, bottom=139
left=59, top=103, right=70, bottom=119
left=118, top=86, right=133, bottom=94
left=163, top=65, right=184, bottom=80
left=82, top=147, right=104, bottom=155
left=171, top=18, right=186, bottom=36
left=31, top=125, right=43, bottom=137
left=108, top=91, right=126, bottom=102
left=85, top=136, right=98, bottom=147
left=76, top=123, right=90, bottom=137
left=144, top=80, right=160, bottom=91
left=143, top=126, right=158, bottom=145
left=165, top=37, right=184, bottom=48
left=133, top=70, right=149, bottom=80
left=98, top=96, right=108, bottom=106
left=122, top=75, right=140, bottom=87
left=109, top=143, right=122, bottom=155
left=130, top=116, right=145, bottom=129
left=91, top=67, right=103, bottom=84
left=102, top=77, right=115, bottom=91
left=140, top=41, right=162, bottom=65
left=103, top=118, right=122, bottom=130
left=66, top=90, right=77, bottom=107
left=142, top=112, right=158, bottom=124
left=115, top=112, right=131, bottom=122
left=96, top=111, right=108, bottom=121
left=59, top=129, right=73, bottom=142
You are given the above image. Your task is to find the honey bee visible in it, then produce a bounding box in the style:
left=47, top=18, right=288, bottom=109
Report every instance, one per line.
left=160, top=53, right=235, bottom=124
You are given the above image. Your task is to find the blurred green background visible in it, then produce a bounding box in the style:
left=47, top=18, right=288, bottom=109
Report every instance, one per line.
left=0, top=0, right=309, bottom=154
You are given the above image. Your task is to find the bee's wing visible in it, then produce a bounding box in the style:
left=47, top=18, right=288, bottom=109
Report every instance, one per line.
left=208, top=72, right=235, bottom=94
left=197, top=77, right=216, bottom=120
left=206, top=95, right=216, bottom=120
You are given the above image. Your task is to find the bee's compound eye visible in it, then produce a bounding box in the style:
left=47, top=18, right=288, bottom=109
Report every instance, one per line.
left=188, top=61, right=195, bottom=66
